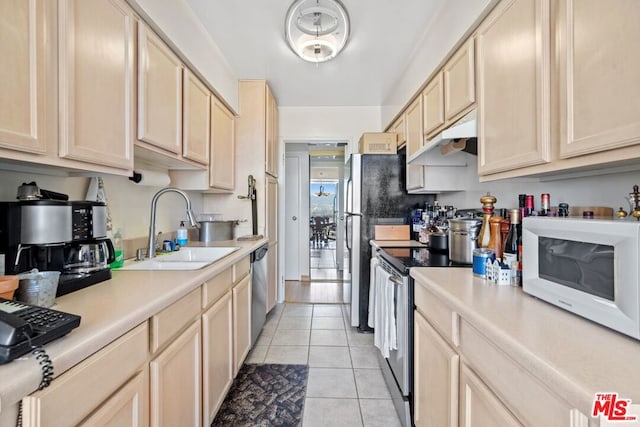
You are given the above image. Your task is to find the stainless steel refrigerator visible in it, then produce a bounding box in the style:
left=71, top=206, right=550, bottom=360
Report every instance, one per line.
left=345, top=149, right=434, bottom=330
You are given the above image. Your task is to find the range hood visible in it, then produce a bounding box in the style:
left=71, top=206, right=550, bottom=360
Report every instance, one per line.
left=407, top=109, right=477, bottom=165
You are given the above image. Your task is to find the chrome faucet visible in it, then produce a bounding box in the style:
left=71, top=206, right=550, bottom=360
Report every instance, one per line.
left=147, top=188, right=198, bottom=258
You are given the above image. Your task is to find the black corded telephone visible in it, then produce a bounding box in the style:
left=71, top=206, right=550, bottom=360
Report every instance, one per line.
left=0, top=298, right=81, bottom=364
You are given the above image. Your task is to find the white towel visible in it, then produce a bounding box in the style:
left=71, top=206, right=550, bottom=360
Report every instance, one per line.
left=367, top=258, right=378, bottom=328
left=372, top=264, right=397, bottom=358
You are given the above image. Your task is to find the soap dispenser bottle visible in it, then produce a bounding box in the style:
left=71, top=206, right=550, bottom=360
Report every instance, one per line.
left=177, top=221, right=188, bottom=246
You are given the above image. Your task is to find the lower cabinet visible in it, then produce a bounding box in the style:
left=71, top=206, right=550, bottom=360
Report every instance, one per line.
left=202, top=291, right=233, bottom=425
left=413, top=311, right=459, bottom=427
left=232, top=273, right=252, bottom=376
left=149, top=319, right=202, bottom=427
left=414, top=280, right=591, bottom=427
left=459, top=363, right=521, bottom=427
left=21, top=254, right=258, bottom=426
left=80, top=369, right=149, bottom=427
left=22, top=323, right=149, bottom=427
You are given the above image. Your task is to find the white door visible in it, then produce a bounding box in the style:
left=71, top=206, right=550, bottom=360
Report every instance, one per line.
left=285, top=155, right=301, bottom=280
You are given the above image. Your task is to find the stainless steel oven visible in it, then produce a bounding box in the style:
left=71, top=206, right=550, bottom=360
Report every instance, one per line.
left=374, top=256, right=413, bottom=427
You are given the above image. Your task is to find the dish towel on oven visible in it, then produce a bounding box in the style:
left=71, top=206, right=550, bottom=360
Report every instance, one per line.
left=368, top=258, right=378, bottom=328
left=371, top=263, right=397, bottom=358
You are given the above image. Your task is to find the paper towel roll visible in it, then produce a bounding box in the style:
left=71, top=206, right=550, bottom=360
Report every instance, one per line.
left=129, top=169, right=171, bottom=187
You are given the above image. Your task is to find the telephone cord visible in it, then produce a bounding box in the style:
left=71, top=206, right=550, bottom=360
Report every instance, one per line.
left=15, top=332, right=54, bottom=427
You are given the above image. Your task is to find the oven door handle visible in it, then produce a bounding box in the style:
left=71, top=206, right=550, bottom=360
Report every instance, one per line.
left=389, top=276, right=404, bottom=286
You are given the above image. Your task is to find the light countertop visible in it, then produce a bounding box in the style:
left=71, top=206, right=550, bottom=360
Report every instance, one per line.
left=410, top=267, right=640, bottom=416
left=0, top=238, right=267, bottom=413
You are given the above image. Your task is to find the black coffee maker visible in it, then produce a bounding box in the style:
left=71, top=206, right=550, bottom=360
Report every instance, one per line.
left=0, top=199, right=114, bottom=297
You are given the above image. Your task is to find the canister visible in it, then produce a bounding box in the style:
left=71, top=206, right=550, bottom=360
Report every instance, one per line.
left=472, top=248, right=495, bottom=277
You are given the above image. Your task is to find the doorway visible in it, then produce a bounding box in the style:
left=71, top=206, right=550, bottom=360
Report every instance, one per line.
left=283, top=142, right=348, bottom=303
left=309, top=157, right=345, bottom=281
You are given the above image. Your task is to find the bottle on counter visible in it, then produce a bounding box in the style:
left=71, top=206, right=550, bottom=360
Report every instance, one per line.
left=177, top=221, right=188, bottom=246
left=540, top=193, right=550, bottom=216
left=110, top=229, right=124, bottom=269
left=518, top=194, right=526, bottom=222
left=503, top=208, right=522, bottom=286
left=478, top=193, right=497, bottom=249
left=525, top=195, right=534, bottom=217
left=488, top=215, right=504, bottom=260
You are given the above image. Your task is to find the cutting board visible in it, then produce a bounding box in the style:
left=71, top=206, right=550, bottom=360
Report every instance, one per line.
left=567, top=206, right=613, bottom=218
left=374, top=225, right=410, bottom=240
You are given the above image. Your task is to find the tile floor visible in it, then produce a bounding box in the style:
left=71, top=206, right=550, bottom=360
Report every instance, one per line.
left=245, top=303, right=403, bottom=427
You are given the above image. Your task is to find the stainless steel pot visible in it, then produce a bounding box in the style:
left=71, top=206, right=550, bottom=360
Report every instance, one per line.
left=198, top=220, right=239, bottom=242
left=425, top=231, right=448, bottom=251
left=448, top=217, right=482, bottom=264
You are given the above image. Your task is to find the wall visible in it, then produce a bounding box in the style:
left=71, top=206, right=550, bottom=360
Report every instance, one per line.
left=435, top=158, right=640, bottom=214
left=279, top=106, right=382, bottom=152
left=381, top=0, right=494, bottom=126
left=126, top=0, right=238, bottom=111
left=0, top=169, right=203, bottom=243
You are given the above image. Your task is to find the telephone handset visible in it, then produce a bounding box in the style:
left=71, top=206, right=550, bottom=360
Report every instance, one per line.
left=0, top=298, right=81, bottom=364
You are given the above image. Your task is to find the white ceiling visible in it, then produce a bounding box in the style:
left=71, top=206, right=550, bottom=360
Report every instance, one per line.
left=183, top=0, right=447, bottom=107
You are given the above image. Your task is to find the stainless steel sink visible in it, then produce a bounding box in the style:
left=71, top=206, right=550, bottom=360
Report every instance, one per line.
left=119, top=246, right=240, bottom=271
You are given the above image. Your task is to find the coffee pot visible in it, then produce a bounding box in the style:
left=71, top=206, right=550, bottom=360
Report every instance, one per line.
left=0, top=200, right=114, bottom=297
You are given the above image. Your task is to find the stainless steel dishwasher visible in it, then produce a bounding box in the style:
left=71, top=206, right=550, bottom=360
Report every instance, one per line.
left=250, top=243, right=269, bottom=345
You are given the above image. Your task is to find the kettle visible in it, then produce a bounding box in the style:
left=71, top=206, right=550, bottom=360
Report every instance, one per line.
left=16, top=182, right=69, bottom=201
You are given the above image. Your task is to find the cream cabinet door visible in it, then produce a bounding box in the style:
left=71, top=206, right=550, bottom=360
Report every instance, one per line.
left=414, top=312, right=459, bottom=427
left=80, top=369, right=149, bottom=427
left=267, top=242, right=278, bottom=312
left=558, top=0, right=640, bottom=158
left=444, top=38, right=476, bottom=122
left=423, top=74, right=445, bottom=138
left=405, top=96, right=424, bottom=191
left=150, top=320, right=202, bottom=427
left=266, top=176, right=278, bottom=243
left=137, top=24, right=182, bottom=155
left=202, top=291, right=233, bottom=425
left=391, top=114, right=406, bottom=148
left=210, top=98, right=235, bottom=190
left=182, top=69, right=210, bottom=165
left=233, top=273, right=252, bottom=376
left=0, top=0, right=52, bottom=154
left=58, top=0, right=135, bottom=170
left=266, top=85, right=279, bottom=177
left=476, top=0, right=551, bottom=175
left=459, top=363, right=522, bottom=427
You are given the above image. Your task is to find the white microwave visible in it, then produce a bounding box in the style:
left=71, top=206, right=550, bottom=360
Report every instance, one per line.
left=522, top=216, right=640, bottom=340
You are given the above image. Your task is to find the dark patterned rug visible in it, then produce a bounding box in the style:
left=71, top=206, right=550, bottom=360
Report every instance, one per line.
left=212, top=364, right=309, bottom=427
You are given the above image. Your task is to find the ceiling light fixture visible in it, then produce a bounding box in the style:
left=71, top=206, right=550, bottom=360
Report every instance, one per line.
left=284, top=0, right=350, bottom=63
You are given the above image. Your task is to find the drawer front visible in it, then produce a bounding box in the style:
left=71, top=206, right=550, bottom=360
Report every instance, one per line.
left=233, top=256, right=250, bottom=282
left=460, top=320, right=575, bottom=426
left=150, top=288, right=201, bottom=353
left=202, top=266, right=233, bottom=308
left=414, top=282, right=459, bottom=347
left=23, top=322, right=149, bottom=427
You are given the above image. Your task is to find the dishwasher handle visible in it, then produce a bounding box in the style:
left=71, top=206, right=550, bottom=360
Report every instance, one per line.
left=251, top=243, right=269, bottom=262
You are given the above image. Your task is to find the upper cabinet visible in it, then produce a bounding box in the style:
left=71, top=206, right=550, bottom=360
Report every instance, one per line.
left=558, top=0, right=640, bottom=158
left=265, top=85, right=279, bottom=178
left=476, top=0, right=551, bottom=175
left=422, top=74, right=445, bottom=139
left=58, top=0, right=135, bottom=172
left=137, top=25, right=183, bottom=156
left=183, top=69, right=211, bottom=165
left=405, top=96, right=425, bottom=191
left=0, top=0, right=52, bottom=155
left=422, top=38, right=476, bottom=141
left=478, top=0, right=640, bottom=181
left=390, top=114, right=406, bottom=149
left=443, top=38, right=476, bottom=122
left=210, top=98, right=235, bottom=191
